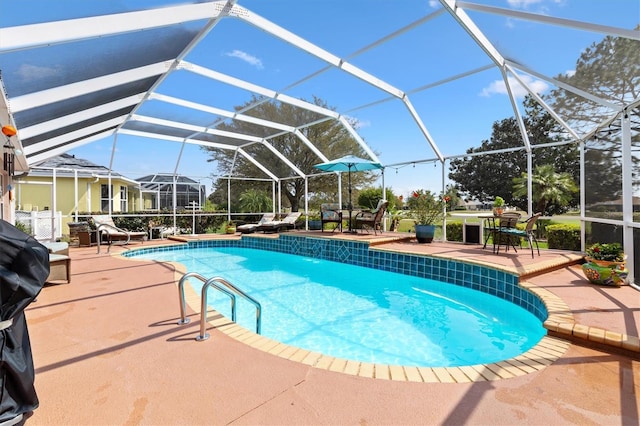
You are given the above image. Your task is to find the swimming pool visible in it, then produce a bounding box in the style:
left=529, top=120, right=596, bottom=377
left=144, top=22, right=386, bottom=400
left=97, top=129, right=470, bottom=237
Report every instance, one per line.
left=128, top=241, right=546, bottom=367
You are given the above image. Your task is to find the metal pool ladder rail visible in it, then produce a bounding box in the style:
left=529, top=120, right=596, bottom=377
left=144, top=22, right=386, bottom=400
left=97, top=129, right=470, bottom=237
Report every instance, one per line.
left=178, top=272, right=262, bottom=341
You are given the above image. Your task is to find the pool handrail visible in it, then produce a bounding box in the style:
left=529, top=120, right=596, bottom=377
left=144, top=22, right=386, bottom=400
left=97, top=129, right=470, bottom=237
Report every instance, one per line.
left=200, top=276, right=262, bottom=340
left=178, top=272, right=237, bottom=328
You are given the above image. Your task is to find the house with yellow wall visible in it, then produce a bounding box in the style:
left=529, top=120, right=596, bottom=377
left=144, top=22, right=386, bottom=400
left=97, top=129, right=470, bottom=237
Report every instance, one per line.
left=15, top=154, right=145, bottom=237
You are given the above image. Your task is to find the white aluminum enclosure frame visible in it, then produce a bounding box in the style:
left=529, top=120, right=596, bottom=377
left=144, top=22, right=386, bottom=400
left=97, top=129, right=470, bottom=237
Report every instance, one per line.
left=0, top=0, right=637, bottom=285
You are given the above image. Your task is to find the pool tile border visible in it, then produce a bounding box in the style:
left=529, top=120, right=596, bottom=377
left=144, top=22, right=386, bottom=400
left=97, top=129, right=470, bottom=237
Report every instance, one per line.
left=128, top=235, right=549, bottom=322
left=123, top=235, right=581, bottom=382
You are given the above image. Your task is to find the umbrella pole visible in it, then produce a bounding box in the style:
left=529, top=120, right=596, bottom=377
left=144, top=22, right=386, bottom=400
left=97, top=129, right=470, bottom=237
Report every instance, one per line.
left=348, top=167, right=353, bottom=232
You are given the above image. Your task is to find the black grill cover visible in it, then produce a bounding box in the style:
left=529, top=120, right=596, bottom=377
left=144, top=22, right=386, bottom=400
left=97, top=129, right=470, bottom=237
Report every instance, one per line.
left=0, top=220, right=49, bottom=423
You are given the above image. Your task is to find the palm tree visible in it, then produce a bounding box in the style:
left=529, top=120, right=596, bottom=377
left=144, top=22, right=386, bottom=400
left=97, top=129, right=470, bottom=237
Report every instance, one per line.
left=512, top=164, right=578, bottom=215
left=239, top=189, right=272, bottom=213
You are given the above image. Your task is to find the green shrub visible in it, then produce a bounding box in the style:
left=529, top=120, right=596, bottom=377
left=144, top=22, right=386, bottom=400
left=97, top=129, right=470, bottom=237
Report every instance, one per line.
left=113, top=216, right=148, bottom=232
left=446, top=222, right=463, bottom=242
left=535, top=219, right=551, bottom=239
left=14, top=221, right=31, bottom=234
left=79, top=211, right=228, bottom=235
left=546, top=224, right=581, bottom=250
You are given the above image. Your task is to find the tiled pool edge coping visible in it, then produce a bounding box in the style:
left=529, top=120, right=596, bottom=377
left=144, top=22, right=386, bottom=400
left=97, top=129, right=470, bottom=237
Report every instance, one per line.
left=119, top=236, right=640, bottom=382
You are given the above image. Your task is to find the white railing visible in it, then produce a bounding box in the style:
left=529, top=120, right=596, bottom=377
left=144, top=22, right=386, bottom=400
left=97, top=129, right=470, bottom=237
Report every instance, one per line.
left=15, top=210, right=62, bottom=241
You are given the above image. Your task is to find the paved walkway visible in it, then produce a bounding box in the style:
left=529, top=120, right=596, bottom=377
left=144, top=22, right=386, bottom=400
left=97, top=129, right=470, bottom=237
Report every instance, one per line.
left=26, top=234, right=639, bottom=425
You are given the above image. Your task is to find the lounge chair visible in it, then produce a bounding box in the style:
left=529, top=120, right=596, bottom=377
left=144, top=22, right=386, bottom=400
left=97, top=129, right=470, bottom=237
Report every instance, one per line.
left=90, top=215, right=147, bottom=252
left=354, top=200, right=388, bottom=235
left=256, top=212, right=302, bottom=233
left=237, top=213, right=276, bottom=234
left=320, top=203, right=342, bottom=232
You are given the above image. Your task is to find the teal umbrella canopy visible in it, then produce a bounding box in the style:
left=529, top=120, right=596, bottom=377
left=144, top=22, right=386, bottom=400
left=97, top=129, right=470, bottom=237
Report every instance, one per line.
left=314, top=155, right=382, bottom=173
left=314, top=155, right=383, bottom=232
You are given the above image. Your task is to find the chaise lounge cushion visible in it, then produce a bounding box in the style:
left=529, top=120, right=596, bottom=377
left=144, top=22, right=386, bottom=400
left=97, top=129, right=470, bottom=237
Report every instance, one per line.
left=42, top=241, right=69, bottom=256
left=256, top=212, right=302, bottom=233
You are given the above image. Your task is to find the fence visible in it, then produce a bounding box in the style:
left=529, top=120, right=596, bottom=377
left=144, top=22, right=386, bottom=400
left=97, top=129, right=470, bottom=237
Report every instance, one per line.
left=15, top=210, right=62, bottom=241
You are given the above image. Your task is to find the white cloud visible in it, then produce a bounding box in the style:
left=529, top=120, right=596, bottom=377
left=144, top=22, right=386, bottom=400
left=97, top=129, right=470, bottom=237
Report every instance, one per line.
left=565, top=69, right=576, bottom=77
left=16, top=63, right=59, bottom=81
left=346, top=115, right=370, bottom=129
left=507, top=0, right=543, bottom=8
left=505, top=17, right=516, bottom=29
left=507, top=0, right=565, bottom=14
left=225, top=50, right=263, bottom=69
left=428, top=0, right=439, bottom=8
left=480, top=74, right=549, bottom=98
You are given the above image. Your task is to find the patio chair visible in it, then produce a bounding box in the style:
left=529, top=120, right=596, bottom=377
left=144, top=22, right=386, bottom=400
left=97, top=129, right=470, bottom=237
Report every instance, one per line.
left=256, top=212, right=302, bottom=233
left=47, top=253, right=71, bottom=283
left=354, top=200, right=388, bottom=235
left=90, top=215, right=147, bottom=252
left=237, top=213, right=276, bottom=234
left=493, top=212, right=522, bottom=254
left=42, top=241, right=71, bottom=283
left=496, top=213, right=542, bottom=258
left=320, top=203, right=342, bottom=232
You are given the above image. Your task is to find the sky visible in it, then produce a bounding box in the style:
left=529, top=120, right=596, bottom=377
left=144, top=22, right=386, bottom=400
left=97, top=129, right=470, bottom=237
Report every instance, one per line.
left=45, top=0, right=638, bottom=198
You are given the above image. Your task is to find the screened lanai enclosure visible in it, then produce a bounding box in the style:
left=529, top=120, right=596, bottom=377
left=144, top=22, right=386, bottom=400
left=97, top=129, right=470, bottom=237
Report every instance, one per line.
left=138, top=174, right=206, bottom=210
left=0, top=0, right=638, bottom=286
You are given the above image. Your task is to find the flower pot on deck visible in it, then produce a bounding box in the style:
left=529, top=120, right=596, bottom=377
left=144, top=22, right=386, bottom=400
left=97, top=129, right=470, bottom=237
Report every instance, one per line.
left=581, top=257, right=628, bottom=286
left=415, top=224, right=435, bottom=243
left=308, top=220, right=322, bottom=231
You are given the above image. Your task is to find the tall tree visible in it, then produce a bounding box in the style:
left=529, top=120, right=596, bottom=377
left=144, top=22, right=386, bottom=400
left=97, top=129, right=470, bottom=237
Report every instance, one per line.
left=551, top=32, right=640, bottom=135
left=205, top=96, right=377, bottom=212
left=448, top=96, right=579, bottom=211
left=549, top=32, right=639, bottom=205
left=512, top=164, right=578, bottom=215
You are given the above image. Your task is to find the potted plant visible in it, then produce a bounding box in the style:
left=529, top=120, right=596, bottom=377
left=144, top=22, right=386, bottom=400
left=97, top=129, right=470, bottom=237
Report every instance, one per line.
left=225, top=221, right=237, bottom=234
left=581, top=242, right=628, bottom=286
left=308, top=214, right=322, bottom=231
left=492, top=196, right=505, bottom=216
left=408, top=190, right=445, bottom=243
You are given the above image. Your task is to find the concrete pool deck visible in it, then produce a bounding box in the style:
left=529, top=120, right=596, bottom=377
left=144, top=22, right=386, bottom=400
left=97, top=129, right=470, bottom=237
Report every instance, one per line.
left=27, top=232, right=639, bottom=425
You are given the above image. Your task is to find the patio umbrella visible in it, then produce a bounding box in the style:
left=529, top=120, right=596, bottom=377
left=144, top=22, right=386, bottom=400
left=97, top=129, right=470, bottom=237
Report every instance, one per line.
left=314, top=155, right=383, bottom=232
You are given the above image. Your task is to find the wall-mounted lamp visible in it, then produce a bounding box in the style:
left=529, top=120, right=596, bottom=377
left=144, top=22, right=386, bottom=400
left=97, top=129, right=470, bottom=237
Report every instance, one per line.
left=2, top=125, right=18, bottom=176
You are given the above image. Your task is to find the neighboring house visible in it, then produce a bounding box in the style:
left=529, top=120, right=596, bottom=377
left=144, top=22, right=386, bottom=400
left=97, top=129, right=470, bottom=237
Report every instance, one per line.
left=587, top=196, right=640, bottom=213
left=137, top=174, right=205, bottom=210
left=462, top=199, right=491, bottom=211
left=15, top=154, right=142, bottom=237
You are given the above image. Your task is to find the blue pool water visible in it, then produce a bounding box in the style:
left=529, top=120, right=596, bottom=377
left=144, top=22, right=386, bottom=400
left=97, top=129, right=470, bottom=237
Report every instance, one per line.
left=132, top=246, right=546, bottom=367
